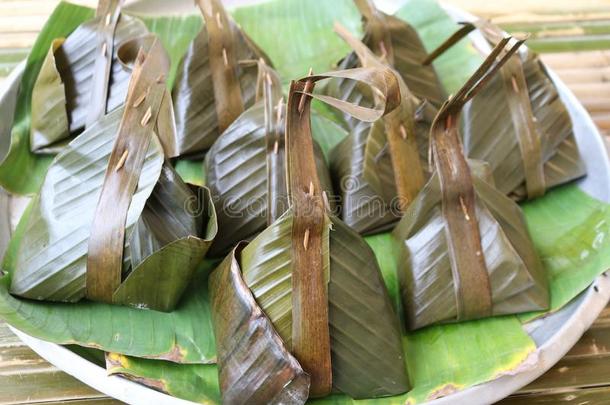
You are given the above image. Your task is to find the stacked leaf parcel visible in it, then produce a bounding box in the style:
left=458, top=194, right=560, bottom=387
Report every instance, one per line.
left=10, top=0, right=217, bottom=311
left=204, top=60, right=337, bottom=256
left=209, top=66, right=409, bottom=402
left=424, top=20, right=586, bottom=200
left=30, top=0, right=149, bottom=154
left=172, top=0, right=272, bottom=155
left=394, top=38, right=550, bottom=330
left=326, top=0, right=444, bottom=234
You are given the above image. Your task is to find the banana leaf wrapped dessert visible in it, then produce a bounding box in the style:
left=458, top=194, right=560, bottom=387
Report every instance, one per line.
left=334, top=0, right=445, bottom=111
left=172, top=0, right=272, bottom=155
left=327, top=23, right=436, bottom=235
left=204, top=60, right=336, bottom=256
left=30, top=0, right=149, bottom=153
left=10, top=37, right=217, bottom=312
left=209, top=67, right=409, bottom=403
left=425, top=20, right=586, bottom=200
left=394, top=38, right=549, bottom=331
left=324, top=0, right=443, bottom=137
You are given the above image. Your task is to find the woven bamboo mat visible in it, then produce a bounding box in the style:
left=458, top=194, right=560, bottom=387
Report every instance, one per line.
left=1, top=1, right=610, bottom=404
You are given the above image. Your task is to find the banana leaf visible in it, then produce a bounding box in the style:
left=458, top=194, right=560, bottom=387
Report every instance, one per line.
left=326, top=24, right=436, bottom=235
left=175, top=159, right=206, bottom=186
left=9, top=38, right=217, bottom=312
left=232, top=0, right=363, bottom=83
left=512, top=54, right=586, bottom=198
left=394, top=38, right=549, bottom=330
left=204, top=62, right=338, bottom=257
left=136, top=15, right=203, bottom=90
left=171, top=0, right=272, bottom=156
left=520, top=185, right=610, bottom=319
left=209, top=244, right=310, bottom=404
left=91, top=2, right=610, bottom=400
left=30, top=3, right=149, bottom=153
left=106, top=353, right=221, bottom=403
left=394, top=0, right=480, bottom=94
left=319, top=0, right=443, bottom=134
left=106, top=215, right=588, bottom=404
left=206, top=68, right=409, bottom=402
left=99, top=227, right=542, bottom=404
left=176, top=94, right=347, bottom=190
left=426, top=20, right=586, bottom=200
left=0, top=205, right=217, bottom=363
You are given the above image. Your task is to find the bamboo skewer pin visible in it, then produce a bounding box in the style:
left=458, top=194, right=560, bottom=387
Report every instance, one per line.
left=276, top=97, right=284, bottom=128
left=298, top=68, right=314, bottom=114
left=303, top=228, right=310, bottom=250
left=222, top=48, right=229, bottom=67
left=140, top=106, right=152, bottom=127
left=459, top=195, right=471, bottom=221
left=114, top=149, right=129, bottom=172
left=511, top=75, right=519, bottom=93
left=400, top=124, right=407, bottom=140
left=132, top=88, right=149, bottom=108
left=322, top=191, right=330, bottom=212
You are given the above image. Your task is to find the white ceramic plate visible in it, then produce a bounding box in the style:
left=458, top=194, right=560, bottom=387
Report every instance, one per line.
left=1, top=1, right=609, bottom=404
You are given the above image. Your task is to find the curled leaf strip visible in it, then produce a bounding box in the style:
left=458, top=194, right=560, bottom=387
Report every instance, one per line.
left=286, top=76, right=332, bottom=397
left=334, top=22, right=424, bottom=210
left=295, top=68, right=400, bottom=123
left=86, top=37, right=170, bottom=303
left=430, top=38, right=523, bottom=320
left=425, top=20, right=545, bottom=198
left=197, top=0, right=244, bottom=132
left=285, top=66, right=401, bottom=396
